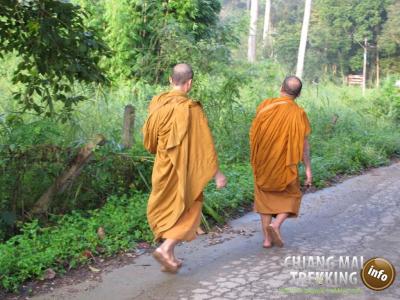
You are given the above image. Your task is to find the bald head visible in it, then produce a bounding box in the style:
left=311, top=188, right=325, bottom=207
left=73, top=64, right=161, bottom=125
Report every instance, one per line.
left=171, top=63, right=193, bottom=86
left=281, top=76, right=302, bottom=98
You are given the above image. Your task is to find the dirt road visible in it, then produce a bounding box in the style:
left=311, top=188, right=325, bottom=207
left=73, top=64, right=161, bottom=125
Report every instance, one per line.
left=33, top=163, right=400, bottom=300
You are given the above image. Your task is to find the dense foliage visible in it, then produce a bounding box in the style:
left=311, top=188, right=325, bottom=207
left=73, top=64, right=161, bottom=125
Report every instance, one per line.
left=378, top=1, right=400, bottom=73
left=0, top=192, right=151, bottom=291
left=0, top=0, right=110, bottom=118
left=226, top=0, right=400, bottom=80
left=74, top=0, right=237, bottom=83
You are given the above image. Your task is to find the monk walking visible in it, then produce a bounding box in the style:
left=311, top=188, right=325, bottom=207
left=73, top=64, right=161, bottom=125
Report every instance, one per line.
left=249, top=76, right=312, bottom=248
left=143, top=63, right=227, bottom=273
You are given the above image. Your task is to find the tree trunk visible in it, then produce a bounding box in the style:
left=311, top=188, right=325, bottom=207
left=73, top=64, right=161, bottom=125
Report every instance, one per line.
left=248, top=0, right=258, bottom=63
left=296, top=0, right=312, bottom=79
left=29, top=134, right=106, bottom=215
left=262, top=0, right=271, bottom=50
left=122, top=105, right=135, bottom=149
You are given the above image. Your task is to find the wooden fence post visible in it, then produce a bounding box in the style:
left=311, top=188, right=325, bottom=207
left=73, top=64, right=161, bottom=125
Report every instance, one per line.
left=122, top=105, right=135, bottom=149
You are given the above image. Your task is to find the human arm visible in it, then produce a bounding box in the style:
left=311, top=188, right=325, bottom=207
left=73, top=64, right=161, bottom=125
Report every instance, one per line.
left=302, top=137, right=312, bottom=187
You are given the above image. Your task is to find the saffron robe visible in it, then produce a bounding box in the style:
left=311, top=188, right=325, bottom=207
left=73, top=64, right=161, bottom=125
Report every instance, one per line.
left=249, top=96, right=311, bottom=217
left=143, top=90, right=218, bottom=241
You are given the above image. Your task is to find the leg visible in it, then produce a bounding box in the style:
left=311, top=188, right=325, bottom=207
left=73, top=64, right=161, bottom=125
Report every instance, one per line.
left=158, top=238, right=179, bottom=260
left=155, top=196, right=203, bottom=272
left=153, top=238, right=180, bottom=273
left=259, top=213, right=273, bottom=248
left=272, top=213, right=289, bottom=229
left=268, top=213, right=289, bottom=247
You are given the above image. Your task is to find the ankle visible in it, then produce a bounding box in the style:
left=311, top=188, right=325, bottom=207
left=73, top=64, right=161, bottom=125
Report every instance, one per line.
left=157, top=244, right=169, bottom=253
left=271, top=222, right=280, bottom=229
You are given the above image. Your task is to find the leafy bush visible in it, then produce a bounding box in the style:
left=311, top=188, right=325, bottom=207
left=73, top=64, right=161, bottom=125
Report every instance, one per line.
left=0, top=0, right=110, bottom=118
left=370, top=76, right=400, bottom=122
left=75, top=0, right=233, bottom=83
left=0, top=192, right=151, bottom=292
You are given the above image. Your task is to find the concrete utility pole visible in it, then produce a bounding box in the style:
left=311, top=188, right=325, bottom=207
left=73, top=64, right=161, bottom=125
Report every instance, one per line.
left=248, top=0, right=258, bottom=63
left=262, top=0, right=271, bottom=50
left=296, top=0, right=312, bottom=79
left=376, top=44, right=380, bottom=88
left=363, top=38, right=367, bottom=95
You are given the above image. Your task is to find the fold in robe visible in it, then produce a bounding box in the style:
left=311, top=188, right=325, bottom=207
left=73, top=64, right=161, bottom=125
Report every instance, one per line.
left=249, top=96, right=311, bottom=217
left=143, top=90, right=218, bottom=241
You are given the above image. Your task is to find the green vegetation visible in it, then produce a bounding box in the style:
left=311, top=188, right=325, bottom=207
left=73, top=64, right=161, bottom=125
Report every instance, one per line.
left=74, top=0, right=232, bottom=82
left=236, top=0, right=400, bottom=78
left=0, top=192, right=150, bottom=291
left=301, top=81, right=400, bottom=186
left=0, top=164, right=253, bottom=292
left=0, top=0, right=110, bottom=118
left=1, top=0, right=400, bottom=294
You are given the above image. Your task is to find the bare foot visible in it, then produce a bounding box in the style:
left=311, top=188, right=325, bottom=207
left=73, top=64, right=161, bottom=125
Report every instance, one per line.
left=267, top=224, right=284, bottom=247
left=263, top=233, right=272, bottom=248
left=152, top=248, right=178, bottom=273
left=175, top=258, right=183, bottom=268
left=263, top=240, right=272, bottom=248
left=161, top=257, right=182, bottom=272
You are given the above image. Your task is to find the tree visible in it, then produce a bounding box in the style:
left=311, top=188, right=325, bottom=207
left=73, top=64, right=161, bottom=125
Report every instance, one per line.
left=268, top=0, right=395, bottom=80
left=262, top=0, right=271, bottom=52
left=248, top=0, right=258, bottom=62
left=269, top=0, right=303, bottom=71
left=306, top=0, right=389, bottom=78
left=379, top=1, right=400, bottom=73
left=296, top=0, right=312, bottom=79
left=75, top=0, right=225, bottom=83
left=0, top=0, right=110, bottom=119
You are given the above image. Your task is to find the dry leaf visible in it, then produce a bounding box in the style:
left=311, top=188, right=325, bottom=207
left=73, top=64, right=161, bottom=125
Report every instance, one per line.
left=88, top=266, right=101, bottom=273
left=97, top=227, right=105, bottom=240
left=196, top=226, right=206, bottom=235
left=44, top=268, right=56, bottom=280
left=137, top=242, right=150, bottom=249
left=82, top=250, right=94, bottom=259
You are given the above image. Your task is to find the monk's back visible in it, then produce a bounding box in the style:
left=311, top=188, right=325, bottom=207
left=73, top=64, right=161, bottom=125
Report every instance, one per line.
left=249, top=76, right=312, bottom=248
left=142, top=63, right=226, bottom=273
left=250, top=96, right=310, bottom=191
left=142, top=90, right=218, bottom=241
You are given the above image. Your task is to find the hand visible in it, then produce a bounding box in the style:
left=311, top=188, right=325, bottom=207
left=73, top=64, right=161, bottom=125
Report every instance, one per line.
left=214, top=170, right=227, bottom=189
left=305, top=168, right=312, bottom=187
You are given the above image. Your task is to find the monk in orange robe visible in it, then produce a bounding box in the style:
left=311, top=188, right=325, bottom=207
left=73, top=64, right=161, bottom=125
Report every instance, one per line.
left=143, top=63, right=227, bottom=273
left=249, top=76, right=312, bottom=248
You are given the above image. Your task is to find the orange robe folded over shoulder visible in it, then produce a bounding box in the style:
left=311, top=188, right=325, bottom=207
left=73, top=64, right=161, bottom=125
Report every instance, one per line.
left=249, top=96, right=311, bottom=217
left=142, top=90, right=218, bottom=241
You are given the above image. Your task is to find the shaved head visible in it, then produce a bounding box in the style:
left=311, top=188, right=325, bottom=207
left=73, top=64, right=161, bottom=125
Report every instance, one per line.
left=171, top=63, right=193, bottom=86
left=282, top=76, right=302, bottom=98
